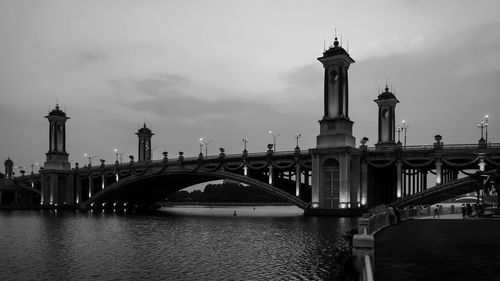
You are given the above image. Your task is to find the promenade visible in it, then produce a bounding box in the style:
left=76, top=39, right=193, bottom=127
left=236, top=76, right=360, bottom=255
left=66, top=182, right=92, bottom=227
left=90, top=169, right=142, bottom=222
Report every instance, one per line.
left=374, top=215, right=500, bottom=281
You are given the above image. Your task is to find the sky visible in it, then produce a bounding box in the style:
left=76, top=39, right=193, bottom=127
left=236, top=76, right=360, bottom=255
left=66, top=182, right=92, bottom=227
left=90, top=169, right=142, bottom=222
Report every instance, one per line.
left=1, top=0, right=500, bottom=174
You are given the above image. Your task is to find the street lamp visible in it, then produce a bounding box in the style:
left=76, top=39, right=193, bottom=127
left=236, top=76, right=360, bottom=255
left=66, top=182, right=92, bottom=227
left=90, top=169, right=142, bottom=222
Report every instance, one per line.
left=114, top=149, right=127, bottom=164
left=294, top=133, right=301, bottom=149
left=242, top=138, right=248, bottom=152
left=199, top=138, right=204, bottom=156
left=477, top=119, right=486, bottom=141
left=269, top=130, right=280, bottom=151
left=84, top=153, right=96, bottom=167
left=484, top=115, right=489, bottom=144
left=200, top=138, right=212, bottom=158
left=401, top=120, right=409, bottom=148
left=30, top=163, right=39, bottom=174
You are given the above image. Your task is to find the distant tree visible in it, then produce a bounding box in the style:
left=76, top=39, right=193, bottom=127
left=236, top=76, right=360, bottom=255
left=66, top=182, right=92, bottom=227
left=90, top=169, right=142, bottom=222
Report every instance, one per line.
left=166, top=190, right=190, bottom=202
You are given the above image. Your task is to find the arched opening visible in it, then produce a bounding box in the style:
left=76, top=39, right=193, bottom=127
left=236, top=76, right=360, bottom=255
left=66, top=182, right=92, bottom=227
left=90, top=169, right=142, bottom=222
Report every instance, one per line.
left=322, top=158, right=340, bottom=208
left=88, top=170, right=308, bottom=210
left=58, top=176, right=67, bottom=205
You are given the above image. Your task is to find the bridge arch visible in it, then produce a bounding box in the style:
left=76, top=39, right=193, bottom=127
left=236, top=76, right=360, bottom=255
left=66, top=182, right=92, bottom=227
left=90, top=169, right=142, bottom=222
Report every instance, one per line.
left=87, top=168, right=308, bottom=209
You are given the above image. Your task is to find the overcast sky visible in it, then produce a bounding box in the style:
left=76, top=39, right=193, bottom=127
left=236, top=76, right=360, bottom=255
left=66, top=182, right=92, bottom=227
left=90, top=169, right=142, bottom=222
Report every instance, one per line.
left=1, top=0, right=500, bottom=173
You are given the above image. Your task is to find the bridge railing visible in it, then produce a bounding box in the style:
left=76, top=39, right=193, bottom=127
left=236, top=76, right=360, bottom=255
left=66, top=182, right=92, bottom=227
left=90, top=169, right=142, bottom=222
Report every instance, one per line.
left=353, top=205, right=430, bottom=281
left=366, top=142, right=500, bottom=152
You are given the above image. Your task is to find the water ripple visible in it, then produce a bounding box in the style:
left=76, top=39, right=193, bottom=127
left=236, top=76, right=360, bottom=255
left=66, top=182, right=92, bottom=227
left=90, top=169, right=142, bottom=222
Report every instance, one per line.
left=0, top=207, right=356, bottom=281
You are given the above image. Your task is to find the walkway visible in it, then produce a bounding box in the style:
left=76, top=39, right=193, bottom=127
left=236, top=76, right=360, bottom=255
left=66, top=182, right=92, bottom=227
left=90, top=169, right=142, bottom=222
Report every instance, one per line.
left=374, top=218, right=500, bottom=281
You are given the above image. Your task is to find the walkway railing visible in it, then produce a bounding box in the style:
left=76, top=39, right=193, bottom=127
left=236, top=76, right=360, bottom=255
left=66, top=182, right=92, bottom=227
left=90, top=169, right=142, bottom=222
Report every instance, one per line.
left=353, top=205, right=428, bottom=281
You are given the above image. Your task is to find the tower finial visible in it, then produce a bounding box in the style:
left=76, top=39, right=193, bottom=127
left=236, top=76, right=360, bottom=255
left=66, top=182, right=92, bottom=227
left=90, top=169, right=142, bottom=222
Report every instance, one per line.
left=334, top=28, right=337, bottom=38
left=347, top=40, right=349, bottom=52
left=323, top=38, right=326, bottom=51
left=341, top=34, right=343, bottom=46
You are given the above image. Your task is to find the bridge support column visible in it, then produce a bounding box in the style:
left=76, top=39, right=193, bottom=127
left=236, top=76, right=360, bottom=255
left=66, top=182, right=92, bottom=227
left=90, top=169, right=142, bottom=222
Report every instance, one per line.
left=101, top=175, right=106, bottom=190
left=295, top=165, right=301, bottom=197
left=268, top=165, right=274, bottom=185
left=361, top=160, right=368, bottom=206
left=422, top=170, right=428, bottom=190
left=396, top=160, right=402, bottom=198
left=75, top=176, right=82, bottom=204
left=50, top=176, right=57, bottom=205
left=88, top=176, right=93, bottom=198
left=435, top=159, right=442, bottom=185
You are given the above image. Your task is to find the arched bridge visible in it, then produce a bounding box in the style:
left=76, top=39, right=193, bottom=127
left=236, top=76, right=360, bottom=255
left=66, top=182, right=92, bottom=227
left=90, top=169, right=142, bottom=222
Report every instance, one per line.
left=75, top=149, right=312, bottom=210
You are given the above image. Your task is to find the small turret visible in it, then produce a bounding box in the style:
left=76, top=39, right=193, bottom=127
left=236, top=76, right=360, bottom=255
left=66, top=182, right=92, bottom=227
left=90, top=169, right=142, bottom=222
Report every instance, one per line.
left=4, top=158, right=13, bottom=179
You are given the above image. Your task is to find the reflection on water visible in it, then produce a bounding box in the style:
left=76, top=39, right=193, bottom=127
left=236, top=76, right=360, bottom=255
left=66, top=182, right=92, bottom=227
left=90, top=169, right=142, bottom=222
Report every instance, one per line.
left=0, top=206, right=357, bottom=280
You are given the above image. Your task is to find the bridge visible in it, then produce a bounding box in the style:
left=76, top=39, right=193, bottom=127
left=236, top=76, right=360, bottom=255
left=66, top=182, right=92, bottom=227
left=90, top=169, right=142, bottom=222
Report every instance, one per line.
left=2, top=36, right=500, bottom=214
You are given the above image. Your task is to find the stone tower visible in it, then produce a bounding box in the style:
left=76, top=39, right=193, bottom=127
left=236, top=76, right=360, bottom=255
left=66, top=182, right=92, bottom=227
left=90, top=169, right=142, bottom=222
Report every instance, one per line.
left=310, top=36, right=361, bottom=213
left=136, top=123, right=154, bottom=162
left=4, top=158, right=13, bottom=180
left=316, top=37, right=356, bottom=148
left=44, top=104, right=70, bottom=170
left=374, top=86, right=399, bottom=148
left=41, top=104, right=74, bottom=207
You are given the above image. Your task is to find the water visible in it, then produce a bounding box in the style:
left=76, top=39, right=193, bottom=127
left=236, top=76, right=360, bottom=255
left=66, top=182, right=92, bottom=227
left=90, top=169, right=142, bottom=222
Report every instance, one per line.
left=0, top=206, right=357, bottom=280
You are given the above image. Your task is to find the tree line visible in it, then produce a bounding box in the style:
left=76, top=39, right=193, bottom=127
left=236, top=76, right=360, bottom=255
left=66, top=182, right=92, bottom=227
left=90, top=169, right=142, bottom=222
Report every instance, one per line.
left=166, top=181, right=285, bottom=203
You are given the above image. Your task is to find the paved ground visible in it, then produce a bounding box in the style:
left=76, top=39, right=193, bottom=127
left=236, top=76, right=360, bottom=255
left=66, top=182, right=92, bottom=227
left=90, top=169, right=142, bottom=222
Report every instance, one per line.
left=375, top=218, right=500, bottom=281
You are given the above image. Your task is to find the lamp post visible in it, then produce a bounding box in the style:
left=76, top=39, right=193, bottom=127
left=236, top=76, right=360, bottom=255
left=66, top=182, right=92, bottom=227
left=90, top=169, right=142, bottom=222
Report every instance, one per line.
left=485, top=115, right=489, bottom=144
left=113, top=149, right=127, bottom=164
left=478, top=119, right=486, bottom=140
left=84, top=153, right=96, bottom=167
left=401, top=120, right=409, bottom=148
left=199, top=138, right=204, bottom=156
left=269, top=130, right=280, bottom=151
left=294, top=133, right=301, bottom=149
left=242, top=138, right=248, bottom=151
left=30, top=163, right=39, bottom=174
left=200, top=138, right=212, bottom=158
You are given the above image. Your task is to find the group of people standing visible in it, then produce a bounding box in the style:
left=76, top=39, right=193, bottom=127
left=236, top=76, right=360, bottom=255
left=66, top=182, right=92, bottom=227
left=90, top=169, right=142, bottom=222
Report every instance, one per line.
left=461, top=203, right=484, bottom=219
left=387, top=205, right=400, bottom=225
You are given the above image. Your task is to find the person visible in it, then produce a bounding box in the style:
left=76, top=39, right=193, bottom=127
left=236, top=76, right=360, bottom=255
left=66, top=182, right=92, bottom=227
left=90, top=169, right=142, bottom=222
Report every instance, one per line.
left=233, top=210, right=237, bottom=216
left=433, top=204, right=440, bottom=219
left=466, top=203, right=473, bottom=218
left=393, top=206, right=401, bottom=224
left=461, top=203, right=466, bottom=219
left=387, top=205, right=395, bottom=225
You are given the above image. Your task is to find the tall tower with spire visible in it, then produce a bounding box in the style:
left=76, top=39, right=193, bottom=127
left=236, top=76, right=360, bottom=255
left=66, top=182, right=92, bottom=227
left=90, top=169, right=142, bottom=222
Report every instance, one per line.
left=310, top=35, right=361, bottom=213
left=41, top=104, right=74, bottom=207
left=44, top=104, right=70, bottom=170
left=4, top=158, right=13, bottom=180
left=136, top=123, right=154, bottom=162
left=374, top=85, right=399, bottom=148
left=316, top=36, right=356, bottom=148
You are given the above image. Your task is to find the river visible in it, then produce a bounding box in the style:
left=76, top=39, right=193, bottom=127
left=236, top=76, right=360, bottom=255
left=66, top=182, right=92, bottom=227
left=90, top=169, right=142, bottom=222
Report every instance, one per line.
left=0, top=206, right=357, bottom=280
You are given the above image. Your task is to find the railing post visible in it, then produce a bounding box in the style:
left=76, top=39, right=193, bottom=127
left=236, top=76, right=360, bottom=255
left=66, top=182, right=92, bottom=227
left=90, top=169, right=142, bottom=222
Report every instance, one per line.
left=358, top=213, right=371, bottom=234
left=352, top=233, right=375, bottom=275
